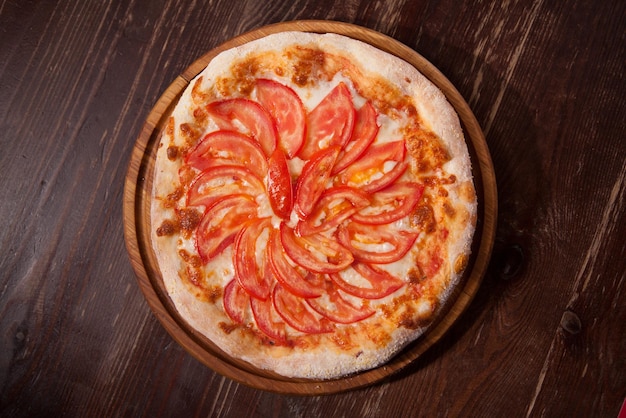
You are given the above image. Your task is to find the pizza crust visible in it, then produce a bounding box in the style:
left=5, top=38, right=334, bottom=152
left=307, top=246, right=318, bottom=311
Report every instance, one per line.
left=151, top=31, right=477, bottom=380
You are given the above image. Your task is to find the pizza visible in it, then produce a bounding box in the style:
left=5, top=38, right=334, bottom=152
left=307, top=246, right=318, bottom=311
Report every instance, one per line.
left=150, top=31, right=477, bottom=380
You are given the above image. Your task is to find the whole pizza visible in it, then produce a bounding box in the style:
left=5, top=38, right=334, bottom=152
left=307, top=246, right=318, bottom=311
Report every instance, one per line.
left=150, top=31, right=477, bottom=379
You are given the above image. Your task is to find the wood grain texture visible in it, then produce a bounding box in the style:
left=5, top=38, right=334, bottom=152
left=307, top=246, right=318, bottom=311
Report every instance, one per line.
left=1, top=0, right=624, bottom=416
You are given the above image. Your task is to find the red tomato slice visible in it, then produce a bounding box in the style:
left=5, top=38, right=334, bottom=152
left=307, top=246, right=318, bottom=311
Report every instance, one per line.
left=337, top=222, right=418, bottom=264
left=330, top=262, right=405, bottom=299
left=332, top=101, right=379, bottom=175
left=298, top=82, right=356, bottom=160
left=223, top=278, right=250, bottom=324
left=293, top=146, right=340, bottom=219
left=295, top=186, right=370, bottom=236
left=233, top=218, right=273, bottom=300
left=267, top=228, right=322, bottom=298
left=187, top=165, right=265, bottom=209
left=267, top=148, right=293, bottom=219
left=336, top=140, right=408, bottom=193
left=306, top=276, right=375, bottom=323
left=206, top=98, right=277, bottom=156
left=255, top=79, right=305, bottom=158
left=195, top=195, right=258, bottom=261
left=279, top=222, right=354, bottom=273
left=250, top=289, right=289, bottom=344
left=351, top=182, right=424, bottom=225
left=273, top=284, right=333, bottom=334
left=185, top=130, right=267, bottom=180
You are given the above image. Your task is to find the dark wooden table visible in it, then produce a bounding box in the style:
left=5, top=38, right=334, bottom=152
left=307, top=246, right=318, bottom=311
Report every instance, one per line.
left=1, top=1, right=624, bottom=417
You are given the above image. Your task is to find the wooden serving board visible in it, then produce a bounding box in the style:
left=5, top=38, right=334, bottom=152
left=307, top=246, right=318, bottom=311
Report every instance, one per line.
left=123, top=20, right=497, bottom=395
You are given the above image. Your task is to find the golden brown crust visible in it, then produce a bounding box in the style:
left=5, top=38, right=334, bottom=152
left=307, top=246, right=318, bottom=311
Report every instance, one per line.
left=151, top=32, right=477, bottom=379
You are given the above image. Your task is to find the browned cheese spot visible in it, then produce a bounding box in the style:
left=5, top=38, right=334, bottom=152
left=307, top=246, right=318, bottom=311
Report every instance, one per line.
left=177, top=208, right=202, bottom=238
left=192, top=107, right=209, bottom=132
left=178, top=165, right=198, bottom=187
left=289, top=47, right=327, bottom=87
left=365, top=323, right=392, bottom=348
left=166, top=116, right=175, bottom=137
left=178, top=249, right=202, bottom=268
left=405, top=129, right=451, bottom=173
left=179, top=123, right=202, bottom=146
left=205, top=285, right=223, bottom=304
left=460, top=181, right=477, bottom=203
left=398, top=310, right=432, bottom=330
left=156, top=219, right=179, bottom=236
left=411, top=203, right=436, bottom=234
left=183, top=265, right=204, bottom=289
left=442, top=201, right=456, bottom=218
left=219, top=322, right=240, bottom=335
left=162, top=187, right=183, bottom=209
left=166, top=145, right=179, bottom=161
left=191, top=76, right=210, bottom=104
left=407, top=267, right=426, bottom=284
left=331, top=328, right=358, bottom=351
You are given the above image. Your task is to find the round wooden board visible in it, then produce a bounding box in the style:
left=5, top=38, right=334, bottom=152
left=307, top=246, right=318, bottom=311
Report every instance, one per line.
left=123, top=20, right=497, bottom=395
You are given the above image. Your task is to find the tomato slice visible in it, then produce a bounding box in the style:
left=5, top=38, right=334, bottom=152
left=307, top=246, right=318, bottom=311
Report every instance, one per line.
left=223, top=278, right=250, bottom=324
left=293, top=146, right=340, bottom=219
left=332, top=101, right=379, bottom=175
left=233, top=218, right=273, bottom=300
left=298, top=82, right=356, bottom=160
left=250, top=289, right=289, bottom=344
left=279, top=222, right=354, bottom=273
left=195, top=195, right=258, bottom=261
left=273, top=284, right=333, bottom=334
left=337, top=222, right=418, bottom=264
left=267, top=148, right=293, bottom=219
left=330, top=262, right=405, bottom=299
left=295, top=186, right=370, bottom=236
left=267, top=228, right=322, bottom=298
left=187, top=165, right=265, bottom=209
left=351, top=182, right=424, bottom=225
left=255, top=79, right=305, bottom=158
left=306, top=275, right=375, bottom=323
left=185, top=130, right=268, bottom=180
left=336, top=140, right=408, bottom=193
left=206, top=98, right=277, bottom=156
